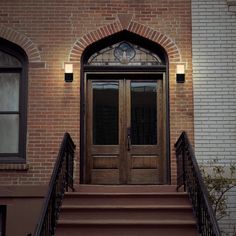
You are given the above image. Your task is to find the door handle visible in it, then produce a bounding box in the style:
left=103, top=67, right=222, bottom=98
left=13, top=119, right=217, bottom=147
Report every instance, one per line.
left=127, top=127, right=131, bottom=151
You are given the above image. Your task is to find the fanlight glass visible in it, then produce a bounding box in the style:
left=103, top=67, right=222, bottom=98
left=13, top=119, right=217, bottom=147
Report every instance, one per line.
left=87, top=42, right=163, bottom=66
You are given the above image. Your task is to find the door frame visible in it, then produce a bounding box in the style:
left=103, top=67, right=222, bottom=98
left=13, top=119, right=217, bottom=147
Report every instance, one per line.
left=80, top=69, right=170, bottom=184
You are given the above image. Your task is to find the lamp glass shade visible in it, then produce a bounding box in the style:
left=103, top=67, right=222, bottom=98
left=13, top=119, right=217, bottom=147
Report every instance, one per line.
left=176, top=64, right=185, bottom=74
left=65, top=63, right=73, bottom=73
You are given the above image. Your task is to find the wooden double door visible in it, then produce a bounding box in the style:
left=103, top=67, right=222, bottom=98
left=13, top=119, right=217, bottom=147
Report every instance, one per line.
left=85, top=73, right=165, bottom=184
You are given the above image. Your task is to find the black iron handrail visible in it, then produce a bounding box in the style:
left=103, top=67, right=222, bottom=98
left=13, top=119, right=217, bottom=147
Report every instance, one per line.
left=30, top=132, right=76, bottom=236
left=175, top=132, right=221, bottom=236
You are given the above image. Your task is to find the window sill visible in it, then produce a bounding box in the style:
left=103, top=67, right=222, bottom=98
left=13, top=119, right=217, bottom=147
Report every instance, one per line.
left=0, top=163, right=29, bottom=171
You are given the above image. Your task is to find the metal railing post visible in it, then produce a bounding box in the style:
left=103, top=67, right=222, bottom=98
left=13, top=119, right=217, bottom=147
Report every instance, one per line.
left=182, top=137, right=186, bottom=191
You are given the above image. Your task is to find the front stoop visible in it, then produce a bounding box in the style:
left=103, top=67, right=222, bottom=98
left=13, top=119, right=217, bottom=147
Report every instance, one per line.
left=56, top=185, right=199, bottom=236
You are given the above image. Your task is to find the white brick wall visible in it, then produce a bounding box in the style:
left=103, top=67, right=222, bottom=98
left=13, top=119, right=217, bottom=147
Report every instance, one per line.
left=192, top=0, right=236, bottom=234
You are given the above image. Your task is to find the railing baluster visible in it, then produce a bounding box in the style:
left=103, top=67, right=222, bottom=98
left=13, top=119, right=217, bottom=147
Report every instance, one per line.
left=66, top=147, right=69, bottom=192
left=30, top=133, right=76, bottom=236
left=175, top=132, right=221, bottom=236
left=182, top=142, right=186, bottom=191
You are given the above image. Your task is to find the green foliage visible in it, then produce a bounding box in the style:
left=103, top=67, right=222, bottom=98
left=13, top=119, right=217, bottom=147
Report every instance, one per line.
left=201, top=161, right=236, bottom=221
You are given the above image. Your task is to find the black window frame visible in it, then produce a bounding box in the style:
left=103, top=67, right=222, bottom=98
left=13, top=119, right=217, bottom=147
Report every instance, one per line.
left=0, top=38, right=28, bottom=163
left=0, top=205, right=6, bottom=236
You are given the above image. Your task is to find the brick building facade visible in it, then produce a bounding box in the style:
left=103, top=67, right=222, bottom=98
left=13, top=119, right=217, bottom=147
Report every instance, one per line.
left=0, top=0, right=193, bottom=185
left=1, top=0, right=234, bottom=235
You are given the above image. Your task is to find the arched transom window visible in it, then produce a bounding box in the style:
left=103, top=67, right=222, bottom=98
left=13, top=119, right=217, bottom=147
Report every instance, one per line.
left=87, top=41, right=164, bottom=66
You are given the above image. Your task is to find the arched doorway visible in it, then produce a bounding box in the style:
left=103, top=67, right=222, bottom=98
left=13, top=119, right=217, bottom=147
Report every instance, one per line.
left=80, top=31, right=169, bottom=185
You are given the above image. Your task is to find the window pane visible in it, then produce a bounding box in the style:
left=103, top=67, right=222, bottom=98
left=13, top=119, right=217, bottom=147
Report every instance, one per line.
left=0, top=73, right=19, bottom=111
left=131, top=82, right=157, bottom=145
left=87, top=42, right=163, bottom=66
left=0, top=115, right=19, bottom=153
left=93, top=82, right=119, bottom=145
left=0, top=50, right=21, bottom=67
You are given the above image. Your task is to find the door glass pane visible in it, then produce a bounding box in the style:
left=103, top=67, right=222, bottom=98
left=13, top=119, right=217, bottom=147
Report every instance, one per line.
left=0, top=73, right=19, bottom=111
left=93, top=82, right=119, bottom=145
left=0, top=114, right=19, bottom=153
left=131, top=82, right=157, bottom=145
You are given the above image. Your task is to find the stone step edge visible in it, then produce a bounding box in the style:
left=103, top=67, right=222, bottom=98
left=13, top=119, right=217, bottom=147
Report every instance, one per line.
left=61, top=205, right=192, bottom=210
left=76, top=185, right=178, bottom=188
left=58, top=219, right=196, bottom=226
left=65, top=192, right=188, bottom=196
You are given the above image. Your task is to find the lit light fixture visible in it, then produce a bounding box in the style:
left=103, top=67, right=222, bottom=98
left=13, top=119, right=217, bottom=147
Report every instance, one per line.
left=64, top=62, right=73, bottom=82
left=176, top=64, right=185, bottom=83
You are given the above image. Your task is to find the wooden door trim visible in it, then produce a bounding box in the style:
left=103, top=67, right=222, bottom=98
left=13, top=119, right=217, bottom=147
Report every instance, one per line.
left=125, top=80, right=131, bottom=183
left=85, top=79, right=92, bottom=183
left=83, top=65, right=166, bottom=72
left=119, top=80, right=126, bottom=184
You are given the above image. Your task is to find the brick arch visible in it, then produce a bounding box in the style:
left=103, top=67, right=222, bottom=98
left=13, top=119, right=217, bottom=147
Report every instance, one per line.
left=69, top=21, right=181, bottom=63
left=0, top=26, right=41, bottom=62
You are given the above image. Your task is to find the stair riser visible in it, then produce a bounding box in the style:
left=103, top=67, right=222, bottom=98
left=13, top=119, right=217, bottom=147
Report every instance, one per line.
left=63, top=196, right=190, bottom=206
left=60, top=208, right=195, bottom=221
left=76, top=185, right=177, bottom=193
left=56, top=225, right=198, bottom=236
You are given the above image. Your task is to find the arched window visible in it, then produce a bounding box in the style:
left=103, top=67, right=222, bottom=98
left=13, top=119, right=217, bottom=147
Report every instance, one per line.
left=87, top=41, right=164, bottom=66
left=0, top=38, right=28, bottom=163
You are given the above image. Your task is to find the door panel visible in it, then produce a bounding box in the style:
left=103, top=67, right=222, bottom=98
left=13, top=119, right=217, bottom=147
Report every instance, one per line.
left=86, top=80, right=122, bottom=184
left=86, top=74, right=164, bottom=184
left=126, top=80, right=163, bottom=184
left=131, top=155, right=159, bottom=169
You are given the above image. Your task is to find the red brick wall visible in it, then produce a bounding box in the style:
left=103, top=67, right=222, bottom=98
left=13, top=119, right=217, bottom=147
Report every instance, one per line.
left=0, top=0, right=193, bottom=186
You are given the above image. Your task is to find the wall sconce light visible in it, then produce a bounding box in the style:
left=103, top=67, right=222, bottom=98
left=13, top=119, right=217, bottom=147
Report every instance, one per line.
left=64, top=63, right=73, bottom=82
left=176, top=64, right=185, bottom=83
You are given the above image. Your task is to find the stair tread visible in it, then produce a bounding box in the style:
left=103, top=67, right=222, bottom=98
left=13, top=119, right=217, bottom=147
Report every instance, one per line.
left=61, top=205, right=192, bottom=210
left=77, top=185, right=177, bottom=188
left=58, top=219, right=196, bottom=225
left=73, top=185, right=179, bottom=193
left=65, top=192, right=187, bottom=196
left=78, top=185, right=177, bottom=186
